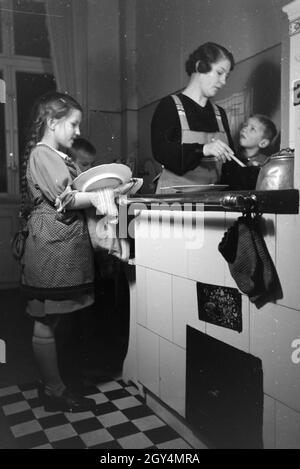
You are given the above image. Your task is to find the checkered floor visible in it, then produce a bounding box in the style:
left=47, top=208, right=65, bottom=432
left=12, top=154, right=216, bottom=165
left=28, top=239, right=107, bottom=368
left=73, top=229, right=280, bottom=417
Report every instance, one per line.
left=0, top=378, right=192, bottom=449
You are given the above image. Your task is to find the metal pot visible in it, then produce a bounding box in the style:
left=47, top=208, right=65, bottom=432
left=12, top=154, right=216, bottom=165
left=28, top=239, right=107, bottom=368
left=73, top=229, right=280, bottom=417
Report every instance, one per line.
left=255, top=148, right=294, bottom=190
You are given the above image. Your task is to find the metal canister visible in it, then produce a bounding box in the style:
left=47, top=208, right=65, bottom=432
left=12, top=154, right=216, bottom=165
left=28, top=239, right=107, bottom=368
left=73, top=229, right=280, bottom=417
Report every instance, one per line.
left=255, top=148, right=294, bottom=190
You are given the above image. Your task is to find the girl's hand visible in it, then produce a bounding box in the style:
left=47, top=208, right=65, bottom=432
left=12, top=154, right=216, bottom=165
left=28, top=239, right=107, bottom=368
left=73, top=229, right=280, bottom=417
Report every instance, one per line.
left=203, top=138, right=233, bottom=162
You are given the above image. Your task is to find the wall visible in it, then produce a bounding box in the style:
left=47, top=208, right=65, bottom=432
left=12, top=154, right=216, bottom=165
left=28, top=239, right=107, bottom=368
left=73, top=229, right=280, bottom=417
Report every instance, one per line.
left=135, top=0, right=290, bottom=191
left=87, top=0, right=122, bottom=164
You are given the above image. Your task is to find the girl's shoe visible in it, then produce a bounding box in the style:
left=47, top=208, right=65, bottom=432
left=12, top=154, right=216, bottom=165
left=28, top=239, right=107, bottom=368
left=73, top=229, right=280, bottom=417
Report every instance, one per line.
left=37, top=382, right=96, bottom=413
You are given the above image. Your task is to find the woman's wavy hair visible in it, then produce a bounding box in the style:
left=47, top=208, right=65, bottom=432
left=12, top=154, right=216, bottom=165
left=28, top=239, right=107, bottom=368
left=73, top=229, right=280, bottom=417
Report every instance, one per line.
left=185, top=42, right=235, bottom=76
left=20, top=91, right=82, bottom=218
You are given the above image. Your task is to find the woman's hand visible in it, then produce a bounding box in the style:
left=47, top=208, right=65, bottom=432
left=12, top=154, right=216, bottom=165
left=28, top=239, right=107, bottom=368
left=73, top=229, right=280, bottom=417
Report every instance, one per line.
left=203, top=138, right=233, bottom=162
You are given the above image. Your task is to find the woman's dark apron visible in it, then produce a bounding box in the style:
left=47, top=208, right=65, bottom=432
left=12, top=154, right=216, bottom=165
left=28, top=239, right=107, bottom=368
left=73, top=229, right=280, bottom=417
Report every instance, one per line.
left=156, top=94, right=229, bottom=193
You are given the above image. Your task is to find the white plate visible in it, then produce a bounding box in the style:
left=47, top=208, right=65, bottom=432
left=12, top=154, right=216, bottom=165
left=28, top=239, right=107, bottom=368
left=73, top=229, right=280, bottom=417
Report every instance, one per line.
left=73, top=163, right=132, bottom=192
left=161, top=184, right=228, bottom=193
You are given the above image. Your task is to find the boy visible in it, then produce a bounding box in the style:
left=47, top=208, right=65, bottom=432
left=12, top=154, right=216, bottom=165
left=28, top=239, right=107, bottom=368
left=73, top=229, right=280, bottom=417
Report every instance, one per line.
left=69, top=137, right=96, bottom=173
left=222, top=114, right=277, bottom=190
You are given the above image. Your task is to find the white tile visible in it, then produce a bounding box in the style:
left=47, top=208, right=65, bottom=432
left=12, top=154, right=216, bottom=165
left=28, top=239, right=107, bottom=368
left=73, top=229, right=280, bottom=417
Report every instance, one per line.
left=2, top=400, right=30, bottom=416
left=96, top=381, right=123, bottom=393
left=66, top=411, right=94, bottom=423
left=118, top=432, right=153, bottom=449
left=126, top=385, right=140, bottom=396
left=135, top=210, right=188, bottom=276
left=80, top=428, right=113, bottom=447
left=112, top=396, right=142, bottom=410
left=22, top=389, right=38, bottom=400
left=137, top=325, right=159, bottom=395
left=136, top=265, right=147, bottom=326
left=146, top=269, right=172, bottom=340
left=11, top=420, right=42, bottom=438
left=132, top=415, right=165, bottom=432
left=86, top=393, right=109, bottom=405
left=45, top=423, right=77, bottom=443
left=0, top=385, right=20, bottom=397
left=97, top=411, right=129, bottom=427
left=172, top=276, right=205, bottom=349
left=187, top=212, right=226, bottom=285
left=206, top=294, right=250, bottom=353
left=277, top=214, right=300, bottom=310
left=32, top=406, right=60, bottom=419
left=159, top=338, right=186, bottom=417
left=156, top=438, right=192, bottom=449
left=33, top=443, right=53, bottom=449
left=251, top=302, right=300, bottom=411
left=276, top=402, right=300, bottom=449
left=263, top=395, right=276, bottom=449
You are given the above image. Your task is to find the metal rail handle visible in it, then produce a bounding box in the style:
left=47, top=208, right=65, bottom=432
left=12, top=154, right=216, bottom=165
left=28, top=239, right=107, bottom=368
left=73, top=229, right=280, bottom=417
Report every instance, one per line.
left=121, top=193, right=258, bottom=211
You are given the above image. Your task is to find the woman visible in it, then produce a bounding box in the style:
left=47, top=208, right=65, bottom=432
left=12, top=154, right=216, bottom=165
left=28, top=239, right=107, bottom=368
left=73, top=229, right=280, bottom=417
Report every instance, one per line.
left=151, top=42, right=235, bottom=193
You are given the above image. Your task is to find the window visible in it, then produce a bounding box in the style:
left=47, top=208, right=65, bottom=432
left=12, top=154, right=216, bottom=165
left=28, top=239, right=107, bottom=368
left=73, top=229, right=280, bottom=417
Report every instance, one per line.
left=13, top=0, right=50, bottom=58
left=0, top=0, right=56, bottom=195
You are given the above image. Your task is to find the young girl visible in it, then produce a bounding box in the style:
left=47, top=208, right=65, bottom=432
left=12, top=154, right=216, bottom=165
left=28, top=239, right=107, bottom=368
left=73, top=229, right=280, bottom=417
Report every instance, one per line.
left=20, top=91, right=110, bottom=412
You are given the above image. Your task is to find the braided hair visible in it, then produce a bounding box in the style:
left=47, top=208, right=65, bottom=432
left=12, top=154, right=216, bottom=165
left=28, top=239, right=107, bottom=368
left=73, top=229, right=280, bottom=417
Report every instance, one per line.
left=20, top=91, right=82, bottom=219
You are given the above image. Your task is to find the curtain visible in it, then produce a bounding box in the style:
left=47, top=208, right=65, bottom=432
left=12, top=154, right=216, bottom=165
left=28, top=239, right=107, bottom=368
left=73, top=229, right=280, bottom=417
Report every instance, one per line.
left=45, top=0, right=88, bottom=133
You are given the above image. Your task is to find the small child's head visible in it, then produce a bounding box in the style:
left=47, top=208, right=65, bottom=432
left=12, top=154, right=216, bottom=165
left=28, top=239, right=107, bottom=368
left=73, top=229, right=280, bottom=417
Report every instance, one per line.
left=69, top=137, right=96, bottom=172
left=239, top=114, right=277, bottom=154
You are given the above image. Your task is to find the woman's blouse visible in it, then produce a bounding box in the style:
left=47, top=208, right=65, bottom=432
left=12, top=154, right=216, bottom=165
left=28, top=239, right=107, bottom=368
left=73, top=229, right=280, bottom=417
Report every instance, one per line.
left=151, top=93, right=234, bottom=176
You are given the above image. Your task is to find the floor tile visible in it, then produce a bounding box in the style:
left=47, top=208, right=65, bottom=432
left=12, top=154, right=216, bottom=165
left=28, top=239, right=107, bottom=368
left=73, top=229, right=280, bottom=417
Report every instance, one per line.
left=52, top=436, right=86, bottom=449
left=156, top=437, right=192, bottom=449
left=144, top=425, right=179, bottom=445
left=72, top=417, right=103, bottom=434
left=3, top=400, right=30, bottom=416
left=112, top=396, right=143, bottom=410
left=108, top=421, right=140, bottom=439
left=132, top=415, right=166, bottom=432
left=11, top=419, right=42, bottom=438
left=118, top=432, right=153, bottom=449
left=45, top=423, right=78, bottom=442
left=90, top=439, right=123, bottom=450
left=33, top=443, right=53, bottom=449
left=122, top=405, right=153, bottom=420
left=0, top=386, right=20, bottom=397
left=96, top=381, right=123, bottom=393
left=80, top=428, right=114, bottom=447
left=0, top=379, right=191, bottom=449
left=0, top=393, right=25, bottom=406
left=39, top=413, right=69, bottom=430
left=97, top=410, right=129, bottom=427
left=104, top=389, right=131, bottom=401
left=16, top=430, right=49, bottom=449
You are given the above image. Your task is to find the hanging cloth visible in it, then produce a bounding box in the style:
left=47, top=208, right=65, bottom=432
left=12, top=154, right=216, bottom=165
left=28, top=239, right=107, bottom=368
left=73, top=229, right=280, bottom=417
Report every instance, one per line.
left=218, top=215, right=283, bottom=308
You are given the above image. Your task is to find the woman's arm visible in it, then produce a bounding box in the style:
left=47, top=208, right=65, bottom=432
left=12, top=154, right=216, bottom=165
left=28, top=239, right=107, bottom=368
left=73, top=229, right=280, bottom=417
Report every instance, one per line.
left=151, top=96, right=204, bottom=176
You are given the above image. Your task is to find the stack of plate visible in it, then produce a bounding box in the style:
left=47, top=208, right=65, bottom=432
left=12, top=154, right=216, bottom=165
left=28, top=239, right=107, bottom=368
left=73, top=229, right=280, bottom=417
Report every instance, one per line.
left=73, top=163, right=132, bottom=192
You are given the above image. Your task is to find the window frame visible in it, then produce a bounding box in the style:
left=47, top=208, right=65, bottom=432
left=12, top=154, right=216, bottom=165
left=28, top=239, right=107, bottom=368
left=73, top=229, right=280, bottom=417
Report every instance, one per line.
left=0, top=0, right=53, bottom=196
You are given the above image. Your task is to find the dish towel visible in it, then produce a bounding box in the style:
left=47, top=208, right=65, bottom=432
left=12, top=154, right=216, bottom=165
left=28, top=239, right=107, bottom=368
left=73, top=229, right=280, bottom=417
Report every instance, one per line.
left=218, top=215, right=282, bottom=308
left=86, top=187, right=130, bottom=262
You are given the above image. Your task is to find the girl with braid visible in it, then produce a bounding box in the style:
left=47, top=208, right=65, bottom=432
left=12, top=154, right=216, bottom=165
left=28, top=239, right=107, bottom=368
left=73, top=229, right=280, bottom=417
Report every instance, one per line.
left=20, top=91, right=116, bottom=412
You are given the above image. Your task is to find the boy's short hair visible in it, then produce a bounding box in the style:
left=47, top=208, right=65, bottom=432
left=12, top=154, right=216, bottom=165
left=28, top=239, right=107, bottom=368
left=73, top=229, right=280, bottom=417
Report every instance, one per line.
left=72, top=138, right=96, bottom=156
left=251, top=114, right=277, bottom=143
